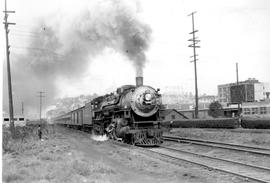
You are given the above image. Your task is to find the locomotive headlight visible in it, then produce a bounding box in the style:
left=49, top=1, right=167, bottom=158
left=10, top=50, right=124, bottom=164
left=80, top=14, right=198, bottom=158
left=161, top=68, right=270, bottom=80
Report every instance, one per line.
left=145, top=93, right=152, bottom=101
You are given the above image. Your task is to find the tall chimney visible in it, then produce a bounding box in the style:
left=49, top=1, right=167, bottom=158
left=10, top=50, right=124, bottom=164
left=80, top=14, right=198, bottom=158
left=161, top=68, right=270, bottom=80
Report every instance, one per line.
left=136, top=77, right=143, bottom=87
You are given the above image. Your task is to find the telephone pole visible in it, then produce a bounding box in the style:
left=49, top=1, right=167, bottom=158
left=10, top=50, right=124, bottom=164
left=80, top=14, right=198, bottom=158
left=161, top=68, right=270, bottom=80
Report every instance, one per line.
left=236, top=63, right=240, bottom=116
left=22, top=102, right=24, bottom=115
left=36, top=92, right=45, bottom=123
left=3, top=0, right=16, bottom=137
left=188, top=11, right=200, bottom=119
left=236, top=62, right=239, bottom=85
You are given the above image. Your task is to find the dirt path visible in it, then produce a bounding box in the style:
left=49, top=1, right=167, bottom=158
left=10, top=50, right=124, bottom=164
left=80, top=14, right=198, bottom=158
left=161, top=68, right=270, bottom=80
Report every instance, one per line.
left=63, top=128, right=155, bottom=183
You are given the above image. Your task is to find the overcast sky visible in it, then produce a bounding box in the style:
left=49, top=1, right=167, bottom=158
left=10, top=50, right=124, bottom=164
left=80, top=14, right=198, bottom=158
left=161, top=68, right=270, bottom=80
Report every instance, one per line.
left=1, top=0, right=270, bottom=117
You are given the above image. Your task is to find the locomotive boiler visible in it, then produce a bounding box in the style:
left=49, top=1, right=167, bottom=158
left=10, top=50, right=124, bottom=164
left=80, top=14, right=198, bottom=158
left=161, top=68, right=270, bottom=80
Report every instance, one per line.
left=92, top=77, right=163, bottom=146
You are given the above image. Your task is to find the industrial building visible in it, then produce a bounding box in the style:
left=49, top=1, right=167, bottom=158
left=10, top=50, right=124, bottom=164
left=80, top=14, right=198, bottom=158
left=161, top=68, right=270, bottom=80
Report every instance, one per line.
left=218, top=78, right=269, bottom=105
left=241, top=101, right=270, bottom=119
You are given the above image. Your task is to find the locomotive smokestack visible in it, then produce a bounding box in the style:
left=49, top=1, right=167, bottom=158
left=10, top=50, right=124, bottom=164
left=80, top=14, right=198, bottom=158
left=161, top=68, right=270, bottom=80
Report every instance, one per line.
left=136, top=77, right=143, bottom=86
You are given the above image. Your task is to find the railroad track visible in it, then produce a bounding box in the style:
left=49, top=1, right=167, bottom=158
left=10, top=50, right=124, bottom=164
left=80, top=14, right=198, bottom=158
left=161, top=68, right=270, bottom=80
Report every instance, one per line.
left=110, top=136, right=270, bottom=182
left=147, top=146, right=270, bottom=183
left=162, top=135, right=270, bottom=156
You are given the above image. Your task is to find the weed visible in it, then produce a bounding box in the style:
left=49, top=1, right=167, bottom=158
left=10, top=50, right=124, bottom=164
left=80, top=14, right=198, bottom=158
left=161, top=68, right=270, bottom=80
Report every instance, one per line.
left=93, top=161, right=116, bottom=175
left=72, top=160, right=92, bottom=176
left=3, top=172, right=22, bottom=183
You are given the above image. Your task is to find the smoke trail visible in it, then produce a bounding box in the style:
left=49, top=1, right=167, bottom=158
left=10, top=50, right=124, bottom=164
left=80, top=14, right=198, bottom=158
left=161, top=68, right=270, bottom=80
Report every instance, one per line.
left=30, top=0, right=151, bottom=78
left=3, top=0, right=151, bottom=117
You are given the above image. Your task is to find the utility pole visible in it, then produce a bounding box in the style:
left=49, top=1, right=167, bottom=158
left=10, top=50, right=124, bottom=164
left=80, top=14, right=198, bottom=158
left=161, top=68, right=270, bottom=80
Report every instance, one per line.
left=188, top=11, right=200, bottom=119
left=37, top=92, right=45, bottom=123
left=22, top=102, right=24, bottom=115
left=3, top=0, right=16, bottom=137
left=236, top=62, right=239, bottom=85
left=236, top=63, right=240, bottom=116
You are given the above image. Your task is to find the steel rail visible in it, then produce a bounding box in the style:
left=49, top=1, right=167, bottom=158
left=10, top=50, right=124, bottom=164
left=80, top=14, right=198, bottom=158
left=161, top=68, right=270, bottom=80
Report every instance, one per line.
left=110, top=137, right=270, bottom=182
left=147, top=146, right=270, bottom=183
left=163, top=135, right=270, bottom=156
left=161, top=146, right=270, bottom=172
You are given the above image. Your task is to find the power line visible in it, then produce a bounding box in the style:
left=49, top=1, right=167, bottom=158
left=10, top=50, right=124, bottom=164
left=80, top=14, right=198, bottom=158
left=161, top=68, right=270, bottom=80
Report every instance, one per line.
left=3, top=0, right=16, bottom=137
left=14, top=23, right=36, bottom=28
left=10, top=33, right=41, bottom=38
left=12, top=46, right=65, bottom=57
left=12, top=31, right=41, bottom=36
left=11, top=31, right=40, bottom=35
left=188, top=11, right=200, bottom=119
left=12, top=29, right=43, bottom=34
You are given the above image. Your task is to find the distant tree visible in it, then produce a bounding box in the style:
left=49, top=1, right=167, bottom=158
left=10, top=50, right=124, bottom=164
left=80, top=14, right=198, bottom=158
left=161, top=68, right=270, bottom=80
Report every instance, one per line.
left=208, top=101, right=223, bottom=118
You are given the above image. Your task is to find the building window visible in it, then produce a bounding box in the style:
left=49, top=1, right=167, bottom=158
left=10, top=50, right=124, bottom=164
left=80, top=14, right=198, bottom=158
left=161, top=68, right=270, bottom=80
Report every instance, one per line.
left=171, top=115, right=175, bottom=120
left=251, top=108, right=258, bottom=114
left=19, top=118, right=24, bottom=121
left=260, top=107, right=267, bottom=114
left=4, top=118, right=9, bottom=121
left=244, top=108, right=251, bottom=114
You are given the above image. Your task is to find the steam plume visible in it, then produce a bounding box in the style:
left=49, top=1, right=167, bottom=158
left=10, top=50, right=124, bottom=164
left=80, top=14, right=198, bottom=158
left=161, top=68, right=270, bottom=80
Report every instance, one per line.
left=3, top=0, right=151, bottom=118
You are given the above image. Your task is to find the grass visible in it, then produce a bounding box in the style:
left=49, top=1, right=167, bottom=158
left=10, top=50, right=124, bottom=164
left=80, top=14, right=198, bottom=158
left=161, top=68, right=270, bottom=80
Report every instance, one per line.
left=2, top=125, right=119, bottom=183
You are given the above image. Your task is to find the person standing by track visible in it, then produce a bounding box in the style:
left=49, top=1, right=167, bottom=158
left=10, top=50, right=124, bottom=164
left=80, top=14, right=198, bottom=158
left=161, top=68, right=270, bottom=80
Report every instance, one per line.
left=37, top=125, right=42, bottom=140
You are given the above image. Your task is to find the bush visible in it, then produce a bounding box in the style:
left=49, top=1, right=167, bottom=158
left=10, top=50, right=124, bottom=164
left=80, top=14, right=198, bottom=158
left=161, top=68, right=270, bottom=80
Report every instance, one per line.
left=208, top=101, right=223, bottom=118
left=162, top=118, right=237, bottom=129
left=2, top=125, right=56, bottom=153
left=241, top=118, right=270, bottom=129
left=3, top=172, right=22, bottom=183
left=2, top=131, right=12, bottom=153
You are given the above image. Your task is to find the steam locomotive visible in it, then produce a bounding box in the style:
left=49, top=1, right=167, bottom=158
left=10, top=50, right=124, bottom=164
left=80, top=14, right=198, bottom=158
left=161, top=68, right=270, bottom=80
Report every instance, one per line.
left=54, top=77, right=163, bottom=146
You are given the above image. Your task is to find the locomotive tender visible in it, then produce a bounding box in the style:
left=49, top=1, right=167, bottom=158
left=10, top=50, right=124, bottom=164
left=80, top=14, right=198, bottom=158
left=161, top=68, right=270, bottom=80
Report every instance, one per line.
left=54, top=77, right=163, bottom=146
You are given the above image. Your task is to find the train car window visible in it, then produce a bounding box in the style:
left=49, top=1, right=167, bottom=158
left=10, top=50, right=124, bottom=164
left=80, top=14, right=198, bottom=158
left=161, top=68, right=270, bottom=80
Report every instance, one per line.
left=260, top=107, right=267, bottom=114
left=72, top=113, right=75, bottom=124
left=77, top=112, right=79, bottom=124
left=78, top=111, right=80, bottom=124
left=81, top=111, right=83, bottom=123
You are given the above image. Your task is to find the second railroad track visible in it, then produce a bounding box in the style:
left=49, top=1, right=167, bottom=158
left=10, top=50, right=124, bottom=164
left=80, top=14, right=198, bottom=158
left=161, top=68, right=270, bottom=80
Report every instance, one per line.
left=162, top=135, right=270, bottom=156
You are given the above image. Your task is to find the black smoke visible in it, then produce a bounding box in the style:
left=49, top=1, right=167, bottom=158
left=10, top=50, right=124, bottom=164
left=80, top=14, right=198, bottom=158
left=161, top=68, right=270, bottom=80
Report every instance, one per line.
left=3, top=0, right=151, bottom=118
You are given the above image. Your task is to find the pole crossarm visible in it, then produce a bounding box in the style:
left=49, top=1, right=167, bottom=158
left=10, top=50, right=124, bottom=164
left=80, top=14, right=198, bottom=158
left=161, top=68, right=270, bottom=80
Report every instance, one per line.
left=3, top=10, right=15, bottom=13
left=189, top=30, right=199, bottom=34
left=188, top=44, right=200, bottom=48
left=3, top=22, right=16, bottom=25
left=190, top=59, right=199, bottom=63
